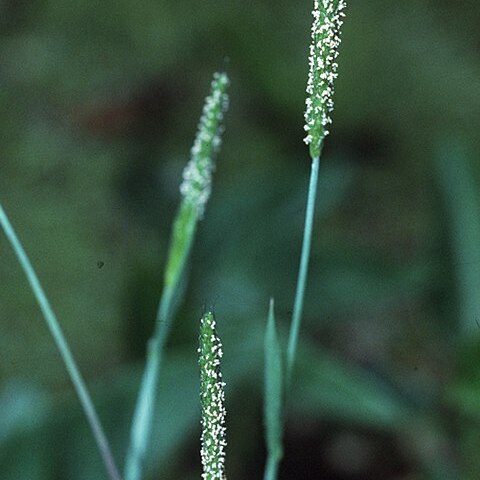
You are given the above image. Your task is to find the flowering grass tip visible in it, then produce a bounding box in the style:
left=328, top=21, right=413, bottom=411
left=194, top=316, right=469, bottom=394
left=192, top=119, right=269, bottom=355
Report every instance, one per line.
left=303, top=0, right=346, bottom=158
left=199, top=311, right=227, bottom=480
left=180, top=72, right=230, bottom=219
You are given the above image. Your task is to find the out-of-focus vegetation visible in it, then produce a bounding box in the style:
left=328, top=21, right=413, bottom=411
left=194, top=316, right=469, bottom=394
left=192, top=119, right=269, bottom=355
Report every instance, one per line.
left=1, top=1, right=480, bottom=478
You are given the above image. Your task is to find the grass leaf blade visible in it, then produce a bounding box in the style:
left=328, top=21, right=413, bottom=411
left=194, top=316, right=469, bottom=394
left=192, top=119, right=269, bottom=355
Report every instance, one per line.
left=264, top=299, right=284, bottom=480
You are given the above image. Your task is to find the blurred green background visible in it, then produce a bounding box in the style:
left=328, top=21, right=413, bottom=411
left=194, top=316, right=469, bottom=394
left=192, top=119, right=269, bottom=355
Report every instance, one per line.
left=1, top=1, right=480, bottom=478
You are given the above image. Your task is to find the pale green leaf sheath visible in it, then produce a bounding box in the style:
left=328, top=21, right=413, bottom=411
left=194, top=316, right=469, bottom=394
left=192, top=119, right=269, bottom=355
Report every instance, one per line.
left=199, top=312, right=227, bottom=480
left=303, top=0, right=346, bottom=159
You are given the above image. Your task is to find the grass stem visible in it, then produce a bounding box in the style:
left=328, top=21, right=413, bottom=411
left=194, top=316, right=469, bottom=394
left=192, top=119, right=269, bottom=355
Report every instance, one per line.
left=264, top=454, right=280, bottom=480
left=286, top=155, right=320, bottom=384
left=0, top=204, right=122, bottom=480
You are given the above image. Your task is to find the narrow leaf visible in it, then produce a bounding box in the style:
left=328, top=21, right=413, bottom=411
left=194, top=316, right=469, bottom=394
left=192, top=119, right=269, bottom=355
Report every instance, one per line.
left=263, top=299, right=284, bottom=480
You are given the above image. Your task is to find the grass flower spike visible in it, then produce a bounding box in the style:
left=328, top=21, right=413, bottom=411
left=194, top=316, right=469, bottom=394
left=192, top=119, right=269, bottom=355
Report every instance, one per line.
left=270, top=2, right=347, bottom=476
left=180, top=72, right=230, bottom=219
left=287, top=0, right=347, bottom=382
left=304, top=0, right=346, bottom=158
left=199, top=311, right=227, bottom=480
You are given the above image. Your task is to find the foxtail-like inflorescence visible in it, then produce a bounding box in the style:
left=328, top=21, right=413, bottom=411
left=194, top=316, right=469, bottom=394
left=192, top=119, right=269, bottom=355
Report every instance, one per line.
left=180, top=72, right=230, bottom=219
left=303, top=0, right=346, bottom=158
left=199, top=311, right=227, bottom=480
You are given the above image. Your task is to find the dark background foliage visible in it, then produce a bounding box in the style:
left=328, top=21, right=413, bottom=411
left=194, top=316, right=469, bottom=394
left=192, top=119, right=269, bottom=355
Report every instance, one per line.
left=1, top=1, right=480, bottom=478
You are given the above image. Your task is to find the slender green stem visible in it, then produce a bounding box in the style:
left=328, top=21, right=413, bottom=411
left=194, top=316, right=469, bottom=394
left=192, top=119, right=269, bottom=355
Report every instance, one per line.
left=0, top=204, right=122, bottom=480
left=124, top=206, right=197, bottom=480
left=124, top=277, right=186, bottom=480
left=124, top=338, right=161, bottom=480
left=286, top=155, right=320, bottom=384
left=264, top=454, right=280, bottom=480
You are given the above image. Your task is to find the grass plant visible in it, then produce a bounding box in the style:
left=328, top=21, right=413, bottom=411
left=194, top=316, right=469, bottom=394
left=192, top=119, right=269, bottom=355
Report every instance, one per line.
left=263, top=2, right=346, bottom=478
left=124, top=71, right=229, bottom=480
left=0, top=71, right=229, bottom=480
left=4, top=1, right=480, bottom=479
left=0, top=2, right=347, bottom=478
